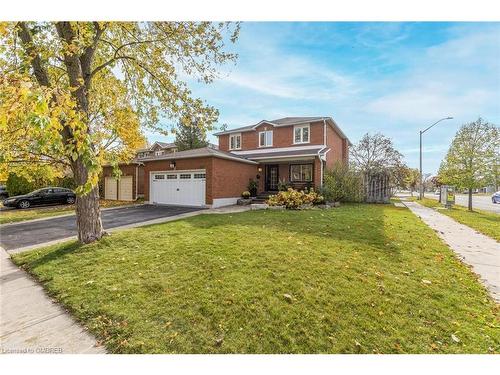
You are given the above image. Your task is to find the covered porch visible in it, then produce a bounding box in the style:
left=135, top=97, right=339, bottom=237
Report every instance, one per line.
left=256, top=158, right=324, bottom=194
left=231, top=146, right=330, bottom=195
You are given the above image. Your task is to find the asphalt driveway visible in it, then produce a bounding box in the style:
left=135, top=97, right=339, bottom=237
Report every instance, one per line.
left=0, top=205, right=204, bottom=251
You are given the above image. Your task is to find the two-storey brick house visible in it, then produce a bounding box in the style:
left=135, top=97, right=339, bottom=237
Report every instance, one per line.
left=100, top=116, right=350, bottom=207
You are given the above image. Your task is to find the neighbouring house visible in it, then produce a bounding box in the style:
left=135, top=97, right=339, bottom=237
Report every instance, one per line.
left=101, top=116, right=351, bottom=207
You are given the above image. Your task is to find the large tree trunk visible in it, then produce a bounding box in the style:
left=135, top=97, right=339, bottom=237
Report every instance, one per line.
left=18, top=22, right=104, bottom=244
left=73, top=157, right=104, bottom=243
left=468, top=188, right=473, bottom=211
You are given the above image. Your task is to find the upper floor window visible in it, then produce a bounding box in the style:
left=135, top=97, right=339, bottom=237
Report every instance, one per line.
left=155, top=150, right=164, bottom=156
left=294, top=124, right=310, bottom=144
left=229, top=133, right=241, bottom=150
left=259, top=130, right=273, bottom=147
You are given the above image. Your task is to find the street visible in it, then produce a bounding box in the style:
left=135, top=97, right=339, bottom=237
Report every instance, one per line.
left=425, top=193, right=500, bottom=214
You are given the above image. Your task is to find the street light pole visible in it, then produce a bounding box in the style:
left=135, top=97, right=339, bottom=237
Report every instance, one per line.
left=419, top=117, right=453, bottom=200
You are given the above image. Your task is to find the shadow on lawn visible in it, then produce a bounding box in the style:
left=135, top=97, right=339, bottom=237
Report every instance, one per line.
left=16, top=241, right=85, bottom=270
left=191, top=203, right=402, bottom=254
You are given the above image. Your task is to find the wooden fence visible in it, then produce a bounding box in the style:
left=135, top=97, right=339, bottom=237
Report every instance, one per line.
left=363, top=171, right=391, bottom=203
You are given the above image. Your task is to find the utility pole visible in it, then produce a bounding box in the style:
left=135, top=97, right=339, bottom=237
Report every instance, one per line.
left=419, top=117, right=453, bottom=200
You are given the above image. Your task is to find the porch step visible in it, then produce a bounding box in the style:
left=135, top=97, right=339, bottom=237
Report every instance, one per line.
left=256, top=192, right=275, bottom=199
left=252, top=198, right=267, bottom=204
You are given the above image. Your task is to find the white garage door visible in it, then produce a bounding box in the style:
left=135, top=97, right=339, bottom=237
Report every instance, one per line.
left=104, top=177, right=117, bottom=200
left=118, top=176, right=133, bottom=201
left=151, top=170, right=206, bottom=207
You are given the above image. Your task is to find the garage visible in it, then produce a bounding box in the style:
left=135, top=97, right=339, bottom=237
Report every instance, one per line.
left=150, top=170, right=206, bottom=206
left=104, top=175, right=134, bottom=201
left=104, top=176, right=118, bottom=200
left=118, top=176, right=133, bottom=201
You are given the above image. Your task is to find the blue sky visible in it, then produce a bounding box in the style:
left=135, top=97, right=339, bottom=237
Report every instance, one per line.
left=149, top=22, right=500, bottom=175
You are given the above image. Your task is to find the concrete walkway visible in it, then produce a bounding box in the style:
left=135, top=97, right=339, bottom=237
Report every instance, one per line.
left=0, top=247, right=105, bottom=353
left=403, top=200, right=500, bottom=303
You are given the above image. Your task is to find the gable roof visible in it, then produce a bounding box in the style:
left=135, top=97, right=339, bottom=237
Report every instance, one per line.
left=138, top=141, right=177, bottom=152
left=213, top=116, right=351, bottom=145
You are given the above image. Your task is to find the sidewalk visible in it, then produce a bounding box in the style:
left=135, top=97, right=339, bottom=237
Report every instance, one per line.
left=0, top=247, right=105, bottom=354
left=403, top=200, right=500, bottom=303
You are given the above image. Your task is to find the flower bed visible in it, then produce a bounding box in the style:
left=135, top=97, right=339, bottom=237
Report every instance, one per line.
left=267, top=188, right=324, bottom=209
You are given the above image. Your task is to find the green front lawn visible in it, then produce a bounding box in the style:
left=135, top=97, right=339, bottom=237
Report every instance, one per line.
left=0, top=199, right=139, bottom=225
left=417, top=198, right=500, bottom=242
left=12, top=204, right=499, bottom=354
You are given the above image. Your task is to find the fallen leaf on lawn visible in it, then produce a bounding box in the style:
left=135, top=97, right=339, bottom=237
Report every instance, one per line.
left=421, top=279, right=432, bottom=285
left=283, top=293, right=293, bottom=303
left=451, top=334, right=460, bottom=343
left=354, top=340, right=362, bottom=352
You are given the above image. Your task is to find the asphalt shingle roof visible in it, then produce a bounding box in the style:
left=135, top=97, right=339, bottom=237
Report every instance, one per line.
left=137, top=147, right=257, bottom=164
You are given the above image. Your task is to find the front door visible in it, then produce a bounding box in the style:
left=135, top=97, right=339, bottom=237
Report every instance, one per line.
left=266, top=165, right=279, bottom=191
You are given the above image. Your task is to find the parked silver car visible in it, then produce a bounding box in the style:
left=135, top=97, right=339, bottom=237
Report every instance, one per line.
left=492, top=191, right=500, bottom=204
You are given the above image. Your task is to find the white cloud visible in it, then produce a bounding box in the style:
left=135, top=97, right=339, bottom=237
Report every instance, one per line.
left=364, top=27, right=500, bottom=123
left=366, top=86, right=495, bottom=122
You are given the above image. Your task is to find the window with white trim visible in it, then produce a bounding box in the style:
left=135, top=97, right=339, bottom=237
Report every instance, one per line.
left=259, top=130, right=273, bottom=147
left=166, top=174, right=177, bottom=179
left=180, top=174, right=192, bottom=179
left=229, top=133, right=241, bottom=150
left=290, top=164, right=313, bottom=182
left=154, top=174, right=165, bottom=180
left=293, top=124, right=310, bottom=144
left=194, top=173, right=206, bottom=179
left=155, top=150, right=164, bottom=156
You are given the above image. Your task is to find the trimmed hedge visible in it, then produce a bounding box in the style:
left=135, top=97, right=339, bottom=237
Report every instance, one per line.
left=6, top=173, right=76, bottom=196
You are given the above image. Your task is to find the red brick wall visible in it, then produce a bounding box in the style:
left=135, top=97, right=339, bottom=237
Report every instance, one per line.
left=218, top=134, right=229, bottom=151
left=211, top=158, right=258, bottom=199
left=137, top=165, right=145, bottom=195
left=314, top=158, right=322, bottom=188
left=101, top=164, right=140, bottom=200
left=143, top=157, right=214, bottom=204
left=218, top=121, right=325, bottom=152
left=325, top=124, right=348, bottom=170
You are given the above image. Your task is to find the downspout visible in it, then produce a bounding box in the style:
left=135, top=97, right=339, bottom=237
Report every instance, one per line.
left=320, top=154, right=323, bottom=189
left=317, top=147, right=325, bottom=190
left=321, top=118, right=328, bottom=189
left=135, top=164, right=139, bottom=201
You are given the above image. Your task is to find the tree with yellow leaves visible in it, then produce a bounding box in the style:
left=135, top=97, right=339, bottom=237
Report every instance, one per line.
left=0, top=22, right=239, bottom=243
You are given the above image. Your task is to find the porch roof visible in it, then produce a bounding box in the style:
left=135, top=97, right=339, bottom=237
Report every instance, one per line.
left=241, top=146, right=329, bottom=161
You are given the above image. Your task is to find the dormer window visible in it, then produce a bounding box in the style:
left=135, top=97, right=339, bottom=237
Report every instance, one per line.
left=155, top=150, right=164, bottom=156
left=259, top=130, right=273, bottom=147
left=294, top=124, right=310, bottom=144
left=229, top=133, right=241, bottom=150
